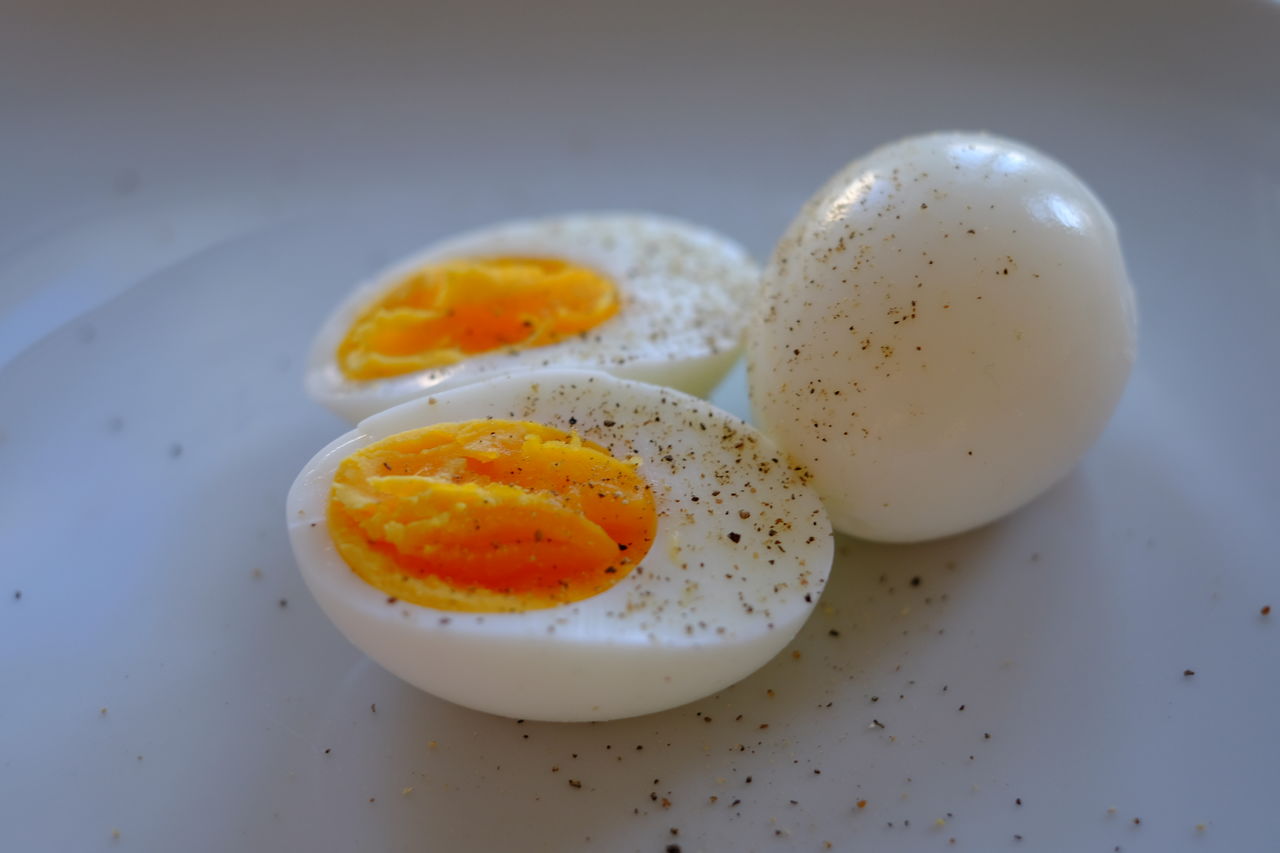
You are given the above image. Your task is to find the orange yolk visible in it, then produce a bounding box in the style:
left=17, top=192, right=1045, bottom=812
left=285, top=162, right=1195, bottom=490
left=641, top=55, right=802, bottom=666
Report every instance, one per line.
left=327, top=419, right=657, bottom=612
left=336, top=257, right=620, bottom=381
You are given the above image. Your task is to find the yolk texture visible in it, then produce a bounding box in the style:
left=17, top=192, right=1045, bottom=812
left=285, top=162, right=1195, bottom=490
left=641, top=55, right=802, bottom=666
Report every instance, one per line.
left=327, top=420, right=656, bottom=611
left=337, top=257, right=619, bottom=381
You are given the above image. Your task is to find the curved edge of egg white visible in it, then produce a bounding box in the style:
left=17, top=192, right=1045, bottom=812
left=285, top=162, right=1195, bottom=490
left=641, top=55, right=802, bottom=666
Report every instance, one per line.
left=304, top=213, right=759, bottom=424
left=286, top=369, right=834, bottom=722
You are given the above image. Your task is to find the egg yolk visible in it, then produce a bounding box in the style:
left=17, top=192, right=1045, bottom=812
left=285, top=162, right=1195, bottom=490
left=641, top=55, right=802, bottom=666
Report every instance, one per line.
left=336, top=257, right=620, bottom=381
left=327, top=419, right=657, bottom=611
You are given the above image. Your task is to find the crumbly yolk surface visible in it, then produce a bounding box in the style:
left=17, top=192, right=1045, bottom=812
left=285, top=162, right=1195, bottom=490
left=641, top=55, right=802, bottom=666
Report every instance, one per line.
left=327, top=420, right=656, bottom=612
left=337, top=257, right=619, bottom=381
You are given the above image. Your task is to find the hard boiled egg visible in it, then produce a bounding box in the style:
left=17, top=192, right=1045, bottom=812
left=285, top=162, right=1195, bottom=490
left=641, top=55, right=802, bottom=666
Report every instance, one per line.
left=307, top=214, right=759, bottom=422
left=746, top=132, right=1137, bottom=542
left=286, top=370, right=832, bottom=721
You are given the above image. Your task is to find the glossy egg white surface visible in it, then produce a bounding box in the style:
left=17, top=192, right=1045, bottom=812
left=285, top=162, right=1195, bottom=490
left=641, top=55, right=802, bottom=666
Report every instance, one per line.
left=306, top=214, right=759, bottom=422
left=747, top=132, right=1137, bottom=543
left=287, top=370, right=832, bottom=722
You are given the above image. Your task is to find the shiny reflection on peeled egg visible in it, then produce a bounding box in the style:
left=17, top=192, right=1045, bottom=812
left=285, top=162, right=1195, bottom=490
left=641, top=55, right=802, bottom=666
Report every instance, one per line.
left=747, top=131, right=1137, bottom=543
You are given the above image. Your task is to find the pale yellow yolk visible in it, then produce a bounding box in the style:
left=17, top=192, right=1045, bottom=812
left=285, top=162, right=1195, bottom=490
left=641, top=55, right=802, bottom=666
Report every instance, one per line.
left=327, top=420, right=657, bottom=612
left=336, top=257, right=620, bottom=381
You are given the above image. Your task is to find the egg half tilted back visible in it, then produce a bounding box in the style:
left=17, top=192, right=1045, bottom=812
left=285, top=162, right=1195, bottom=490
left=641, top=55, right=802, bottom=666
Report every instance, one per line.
left=307, top=214, right=760, bottom=422
left=746, top=131, right=1137, bottom=543
left=286, top=370, right=833, bottom=722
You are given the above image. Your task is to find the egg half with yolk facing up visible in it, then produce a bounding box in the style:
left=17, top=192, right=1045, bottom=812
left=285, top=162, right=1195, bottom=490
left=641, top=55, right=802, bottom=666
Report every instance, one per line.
left=286, top=370, right=833, bottom=722
left=306, top=214, right=760, bottom=423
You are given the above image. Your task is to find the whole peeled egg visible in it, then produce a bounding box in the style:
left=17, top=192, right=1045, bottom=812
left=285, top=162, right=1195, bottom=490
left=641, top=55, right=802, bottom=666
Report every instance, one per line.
left=287, top=369, right=832, bottom=721
left=307, top=213, right=759, bottom=423
left=746, top=132, right=1137, bottom=542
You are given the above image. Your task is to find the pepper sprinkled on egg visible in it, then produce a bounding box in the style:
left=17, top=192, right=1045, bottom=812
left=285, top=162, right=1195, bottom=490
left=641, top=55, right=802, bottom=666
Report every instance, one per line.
left=746, top=131, right=1137, bottom=542
left=288, top=370, right=833, bottom=722
left=307, top=214, right=760, bottom=422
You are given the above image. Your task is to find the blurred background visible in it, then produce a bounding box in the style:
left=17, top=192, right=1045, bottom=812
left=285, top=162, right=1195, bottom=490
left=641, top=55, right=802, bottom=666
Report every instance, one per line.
left=5, top=0, right=1277, bottom=368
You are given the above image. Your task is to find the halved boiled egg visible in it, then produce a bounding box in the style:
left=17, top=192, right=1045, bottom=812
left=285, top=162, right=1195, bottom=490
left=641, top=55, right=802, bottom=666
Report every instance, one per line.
left=286, top=370, right=833, bottom=722
left=306, top=214, right=760, bottom=422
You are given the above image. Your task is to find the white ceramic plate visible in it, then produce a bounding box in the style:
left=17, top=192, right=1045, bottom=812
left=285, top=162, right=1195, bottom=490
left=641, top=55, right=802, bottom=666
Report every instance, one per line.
left=3, top=1, right=1277, bottom=850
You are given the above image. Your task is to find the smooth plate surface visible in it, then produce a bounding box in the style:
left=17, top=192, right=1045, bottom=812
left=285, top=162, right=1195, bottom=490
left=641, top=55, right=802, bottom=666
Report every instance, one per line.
left=2, top=1, right=1277, bottom=851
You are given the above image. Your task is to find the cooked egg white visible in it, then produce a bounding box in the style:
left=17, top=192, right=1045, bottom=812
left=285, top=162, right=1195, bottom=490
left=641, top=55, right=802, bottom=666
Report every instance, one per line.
left=307, top=214, right=759, bottom=422
left=287, top=370, right=833, bottom=722
left=746, top=132, right=1137, bottom=542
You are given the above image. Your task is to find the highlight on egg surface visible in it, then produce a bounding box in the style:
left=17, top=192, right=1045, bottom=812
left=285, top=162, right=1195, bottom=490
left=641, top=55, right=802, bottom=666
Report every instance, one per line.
left=306, top=214, right=760, bottom=422
left=287, top=370, right=833, bottom=722
left=746, top=131, right=1137, bottom=543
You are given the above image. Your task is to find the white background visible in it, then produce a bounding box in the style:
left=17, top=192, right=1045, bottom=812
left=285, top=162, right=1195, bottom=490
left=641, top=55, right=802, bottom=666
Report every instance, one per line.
left=2, top=1, right=1277, bottom=850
